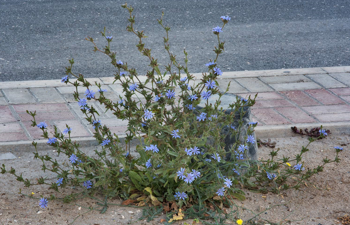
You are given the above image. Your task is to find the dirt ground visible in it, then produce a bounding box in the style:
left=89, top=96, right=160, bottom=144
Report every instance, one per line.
left=0, top=133, right=349, bottom=225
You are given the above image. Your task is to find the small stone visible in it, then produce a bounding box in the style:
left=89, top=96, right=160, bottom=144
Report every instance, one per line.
left=128, top=211, right=134, bottom=214
left=37, top=211, right=43, bottom=214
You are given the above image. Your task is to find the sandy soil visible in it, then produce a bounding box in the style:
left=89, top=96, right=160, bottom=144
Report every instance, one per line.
left=0, top=134, right=349, bottom=225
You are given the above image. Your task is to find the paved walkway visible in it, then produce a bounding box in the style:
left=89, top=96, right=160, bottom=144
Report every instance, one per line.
left=1, top=66, right=350, bottom=151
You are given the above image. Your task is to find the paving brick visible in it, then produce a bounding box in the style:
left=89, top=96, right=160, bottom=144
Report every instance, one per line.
left=237, top=92, right=283, bottom=101
left=13, top=104, right=75, bottom=122
left=0, top=123, right=29, bottom=142
left=30, top=87, right=65, bottom=103
left=54, top=120, right=91, bottom=137
left=68, top=102, right=105, bottom=123
left=251, top=108, right=290, bottom=125
left=307, top=74, right=347, bottom=88
left=252, top=99, right=294, bottom=108
left=235, top=78, right=273, bottom=92
left=87, top=118, right=129, bottom=134
left=314, top=113, right=350, bottom=122
left=0, top=106, right=17, bottom=123
left=216, top=79, right=248, bottom=93
left=305, top=89, right=345, bottom=105
left=269, top=82, right=321, bottom=91
left=0, top=97, right=8, bottom=105
left=260, top=75, right=311, bottom=84
left=109, top=126, right=128, bottom=135
left=108, top=84, right=125, bottom=94
left=329, top=73, right=350, bottom=86
left=281, top=90, right=319, bottom=106
left=322, top=66, right=350, bottom=73
left=22, top=121, right=55, bottom=140
left=3, top=89, right=36, bottom=104
left=341, top=96, right=350, bottom=103
left=275, top=107, right=317, bottom=123
left=329, top=88, right=350, bottom=96
left=302, top=105, right=350, bottom=115
left=0, top=91, right=3, bottom=97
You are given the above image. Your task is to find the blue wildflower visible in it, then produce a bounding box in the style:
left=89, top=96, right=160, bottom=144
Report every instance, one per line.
left=156, top=80, right=163, bottom=84
left=61, top=75, right=68, bottom=83
left=120, top=72, right=127, bottom=76
left=197, top=112, right=207, bottom=122
left=266, top=172, right=277, bottom=180
left=165, top=90, right=175, bottom=99
left=69, top=154, right=78, bottom=164
left=205, top=158, right=212, bottom=162
left=56, top=178, right=63, bottom=186
left=320, top=129, right=327, bottom=136
left=141, top=122, right=147, bottom=127
left=247, top=135, right=255, bottom=144
left=212, top=153, right=221, bottom=162
left=205, top=80, right=216, bottom=89
left=118, top=98, right=125, bottom=106
left=154, top=94, right=162, bottom=102
left=216, top=187, right=225, bottom=196
left=213, top=67, right=223, bottom=76
left=143, top=109, right=154, bottom=120
left=186, top=104, right=194, bottom=110
left=248, top=122, right=258, bottom=126
left=39, top=198, right=48, bottom=208
left=201, top=90, right=212, bottom=100
left=78, top=98, right=87, bottom=107
left=230, top=125, right=236, bottom=130
left=189, top=94, right=198, bottom=101
left=180, top=77, right=187, bottom=82
left=177, top=168, right=186, bottom=179
left=294, top=163, right=304, bottom=171
left=208, top=114, right=217, bottom=121
left=101, top=139, right=110, bottom=146
left=174, top=192, right=188, bottom=201
left=47, top=137, right=57, bottom=145
left=92, top=120, right=101, bottom=129
left=184, top=173, right=195, bottom=184
left=37, top=122, right=47, bottom=129
left=224, top=178, right=232, bottom=188
left=83, top=180, right=92, bottom=189
left=120, top=168, right=123, bottom=172
left=217, top=173, right=226, bottom=179
left=212, top=26, right=222, bottom=34
left=233, top=168, right=240, bottom=175
left=85, top=89, right=95, bottom=99
left=146, top=159, right=152, bottom=168
left=183, top=83, right=191, bottom=91
left=125, top=152, right=130, bottom=157
left=171, top=129, right=181, bottom=139
left=63, top=128, right=72, bottom=135
left=157, top=164, right=162, bottom=168
left=98, top=88, right=107, bottom=93
left=206, top=62, right=216, bottom=67
left=334, top=146, right=343, bottom=151
left=106, top=36, right=113, bottom=40
left=220, top=16, right=231, bottom=22
left=129, top=83, right=138, bottom=92
left=185, top=148, right=193, bottom=156
left=117, top=60, right=123, bottom=65
left=191, top=146, right=200, bottom=155
left=238, top=144, right=248, bottom=153
left=192, top=169, right=201, bottom=179
left=145, top=144, right=159, bottom=153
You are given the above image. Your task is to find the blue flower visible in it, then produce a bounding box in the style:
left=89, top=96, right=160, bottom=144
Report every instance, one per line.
left=217, top=173, right=226, bottom=179
left=206, top=62, right=216, bottom=67
left=85, top=89, right=95, bottom=99
left=213, top=67, right=223, bottom=76
left=191, top=146, right=200, bottom=155
left=39, top=198, right=48, bottom=208
left=166, top=90, right=175, bottom=99
left=294, top=163, right=304, bottom=171
left=118, top=98, right=125, bottom=106
left=224, top=178, right=232, bottom=188
left=186, top=104, right=194, bottom=110
left=120, top=168, right=123, bottom=172
left=171, top=129, right=181, bottom=139
left=157, top=164, right=162, bottom=168
left=141, top=122, right=147, bottom=127
left=266, top=172, right=277, bottom=180
left=230, top=125, right=236, bottom=130
left=189, top=94, right=198, bottom=101
left=205, top=158, right=212, bottom=162
left=106, top=36, right=113, bottom=40
left=56, top=178, right=63, bottom=186
left=63, top=128, right=72, bottom=135
left=117, top=60, right=123, bottom=65
left=129, top=83, right=138, bottom=92
left=248, top=122, right=258, bottom=126
left=320, top=129, right=327, bottom=136
left=247, top=135, right=255, bottom=144
left=197, top=112, right=207, bottom=122
left=78, top=98, right=87, bottom=107
left=61, top=75, right=68, bottom=83
left=145, top=144, right=159, bottom=153
left=205, top=80, right=216, bottom=89
left=241, top=97, right=248, bottom=103
left=69, top=154, right=78, bottom=164
left=146, top=159, right=152, bottom=168
left=174, top=192, right=188, bottom=201
left=154, top=94, right=162, bottom=102
left=98, top=88, right=107, bottom=93
left=177, top=168, right=186, bottom=179
left=92, top=120, right=101, bottom=129
left=184, top=173, right=195, bottom=184
left=201, top=90, right=212, bottom=100
left=182, top=83, right=191, bottom=91
left=233, top=168, right=240, bottom=175
left=216, top=187, right=225, bottom=196
left=208, top=114, right=217, bottom=121
left=185, top=148, right=193, bottom=156
left=47, top=137, right=57, bottom=145
left=143, top=109, right=154, bottom=120
left=220, top=16, right=231, bottom=22
left=212, top=153, right=221, bottom=162
left=125, top=152, right=130, bottom=157
left=120, top=72, right=128, bottom=76
left=156, top=80, right=163, bottom=84
left=180, top=77, right=187, bottom=82
left=37, top=122, right=47, bottom=129
left=83, top=180, right=92, bottom=189
left=212, top=26, right=222, bottom=34
left=238, top=144, right=248, bottom=153
left=334, top=146, right=343, bottom=151
left=101, top=139, right=110, bottom=146
left=192, top=169, right=201, bottom=179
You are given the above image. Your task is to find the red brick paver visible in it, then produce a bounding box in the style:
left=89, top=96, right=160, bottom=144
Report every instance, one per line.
left=252, top=99, right=294, bottom=108
left=305, top=89, right=345, bottom=105
left=0, top=123, right=29, bottom=142
left=0, top=106, right=17, bottom=123
left=302, top=105, right=350, bottom=115
left=329, top=88, right=350, bottom=96
left=275, top=107, right=317, bottom=123
left=237, top=92, right=283, bottom=101
left=251, top=108, right=290, bottom=125
left=281, top=90, right=319, bottom=106
left=314, top=113, right=350, bottom=123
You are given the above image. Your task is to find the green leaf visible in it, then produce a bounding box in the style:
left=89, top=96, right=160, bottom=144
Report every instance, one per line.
left=168, top=151, right=178, bottom=157
left=129, top=171, right=142, bottom=182
left=232, top=192, right=246, bottom=201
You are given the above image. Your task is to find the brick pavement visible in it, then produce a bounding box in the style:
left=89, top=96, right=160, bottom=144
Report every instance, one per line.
left=0, top=66, right=350, bottom=148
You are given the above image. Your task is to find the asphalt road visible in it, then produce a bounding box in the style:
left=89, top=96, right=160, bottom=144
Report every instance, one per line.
left=1, top=0, right=350, bottom=81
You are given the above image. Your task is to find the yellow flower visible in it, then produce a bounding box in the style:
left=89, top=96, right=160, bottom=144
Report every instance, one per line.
left=286, top=162, right=291, bottom=167
left=31, top=192, right=35, bottom=195
left=236, top=219, right=243, bottom=224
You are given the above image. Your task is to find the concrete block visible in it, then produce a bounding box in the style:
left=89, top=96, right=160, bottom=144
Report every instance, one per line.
left=30, top=87, right=65, bottom=103
left=3, top=89, right=36, bottom=104
left=235, top=78, right=274, bottom=92
left=307, top=74, right=347, bottom=88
